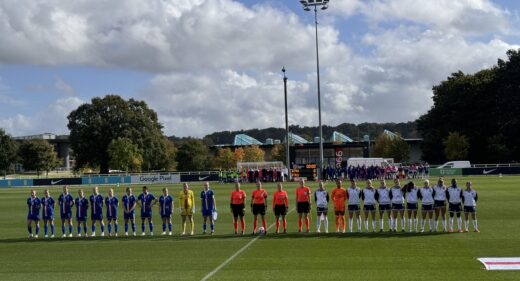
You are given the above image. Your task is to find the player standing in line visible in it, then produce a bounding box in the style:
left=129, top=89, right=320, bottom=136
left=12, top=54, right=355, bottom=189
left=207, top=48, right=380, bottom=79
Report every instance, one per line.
left=89, top=186, right=105, bottom=237
left=418, top=180, right=435, bottom=232
left=296, top=179, right=312, bottom=233
left=272, top=183, right=289, bottom=234
left=404, top=181, right=419, bottom=232
left=314, top=181, right=330, bottom=233
left=137, top=186, right=157, bottom=236
left=389, top=179, right=405, bottom=232
left=433, top=178, right=448, bottom=232
left=159, top=187, right=173, bottom=236
left=201, top=182, right=216, bottom=235
left=41, top=189, right=55, bottom=238
left=375, top=180, right=392, bottom=232
left=331, top=179, right=347, bottom=233
left=179, top=183, right=195, bottom=235
left=346, top=179, right=362, bottom=233
left=122, top=187, right=137, bottom=236
left=251, top=181, right=268, bottom=234
left=361, top=180, right=377, bottom=232
left=75, top=189, right=89, bottom=237
left=105, top=188, right=119, bottom=237
left=446, top=178, right=463, bottom=233
left=462, top=181, right=479, bottom=232
left=58, top=185, right=74, bottom=237
left=27, top=190, right=41, bottom=238
left=230, top=181, right=247, bottom=234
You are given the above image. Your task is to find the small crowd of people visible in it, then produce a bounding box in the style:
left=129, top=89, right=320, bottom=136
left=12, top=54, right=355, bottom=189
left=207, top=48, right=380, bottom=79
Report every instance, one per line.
left=26, top=176, right=479, bottom=239
left=323, top=163, right=430, bottom=181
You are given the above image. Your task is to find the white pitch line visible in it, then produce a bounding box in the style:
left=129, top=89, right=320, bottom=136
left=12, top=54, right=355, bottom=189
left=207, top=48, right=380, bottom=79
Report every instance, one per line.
left=200, top=207, right=295, bottom=281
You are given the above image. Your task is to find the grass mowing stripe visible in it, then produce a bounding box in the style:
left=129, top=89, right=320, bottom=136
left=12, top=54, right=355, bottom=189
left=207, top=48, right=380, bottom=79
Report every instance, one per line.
left=201, top=207, right=295, bottom=281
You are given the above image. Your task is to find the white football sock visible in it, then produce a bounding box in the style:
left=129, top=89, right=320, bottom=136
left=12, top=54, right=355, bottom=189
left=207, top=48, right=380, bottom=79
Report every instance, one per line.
left=324, top=217, right=328, bottom=232
left=464, top=220, right=469, bottom=231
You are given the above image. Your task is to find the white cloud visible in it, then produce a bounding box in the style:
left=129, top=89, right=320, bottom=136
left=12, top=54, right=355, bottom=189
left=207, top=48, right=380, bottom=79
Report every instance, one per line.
left=359, top=0, right=511, bottom=35
left=0, top=0, right=518, bottom=137
left=0, top=96, right=84, bottom=136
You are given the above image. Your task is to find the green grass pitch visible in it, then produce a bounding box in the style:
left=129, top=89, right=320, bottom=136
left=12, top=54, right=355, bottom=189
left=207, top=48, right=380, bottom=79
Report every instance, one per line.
left=1, top=176, right=520, bottom=280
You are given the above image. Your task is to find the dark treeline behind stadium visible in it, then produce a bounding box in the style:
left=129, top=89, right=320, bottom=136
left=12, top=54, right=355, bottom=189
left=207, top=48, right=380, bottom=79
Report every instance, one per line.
left=175, top=122, right=419, bottom=146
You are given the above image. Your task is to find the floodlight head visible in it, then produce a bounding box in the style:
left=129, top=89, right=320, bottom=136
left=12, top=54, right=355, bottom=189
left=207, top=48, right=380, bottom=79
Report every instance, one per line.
left=321, top=5, right=328, bottom=10
left=304, top=6, right=311, bottom=11
left=299, top=0, right=307, bottom=5
left=282, top=67, right=286, bottom=73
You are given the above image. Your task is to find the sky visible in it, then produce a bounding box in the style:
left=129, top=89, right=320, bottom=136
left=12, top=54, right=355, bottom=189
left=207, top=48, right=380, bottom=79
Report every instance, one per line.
left=1, top=0, right=519, bottom=138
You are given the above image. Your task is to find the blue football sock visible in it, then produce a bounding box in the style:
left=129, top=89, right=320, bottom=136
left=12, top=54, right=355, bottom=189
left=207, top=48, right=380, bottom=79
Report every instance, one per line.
left=149, top=223, right=153, bottom=232
left=101, top=225, right=105, bottom=233
left=62, top=225, right=66, bottom=234
left=132, top=223, right=136, bottom=232
left=125, top=223, right=128, bottom=232
left=69, top=225, right=73, bottom=234
left=92, top=225, right=96, bottom=233
left=83, top=225, right=87, bottom=234
left=51, top=225, right=55, bottom=235
left=115, top=224, right=118, bottom=233
left=168, top=223, right=172, bottom=232
left=162, top=224, right=166, bottom=232
left=28, top=226, right=32, bottom=235
left=141, top=224, right=145, bottom=233
left=203, top=223, right=207, bottom=231
left=77, top=226, right=81, bottom=234
left=211, top=223, right=214, bottom=231
left=35, top=226, right=40, bottom=235
left=108, top=224, right=112, bottom=234
left=44, top=225, right=48, bottom=235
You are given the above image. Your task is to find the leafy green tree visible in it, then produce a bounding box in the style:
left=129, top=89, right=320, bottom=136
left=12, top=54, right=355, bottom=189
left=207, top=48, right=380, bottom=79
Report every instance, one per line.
left=371, top=132, right=410, bottom=162
left=443, top=132, right=470, bottom=160
left=213, top=148, right=235, bottom=170
left=18, top=139, right=60, bottom=176
left=175, top=139, right=212, bottom=171
left=388, top=137, right=410, bottom=163
left=269, top=144, right=286, bottom=162
left=67, top=95, right=169, bottom=173
left=107, top=138, right=143, bottom=172
left=0, top=129, right=18, bottom=178
left=372, top=133, right=392, bottom=157
left=243, top=145, right=265, bottom=162
left=418, top=49, right=520, bottom=163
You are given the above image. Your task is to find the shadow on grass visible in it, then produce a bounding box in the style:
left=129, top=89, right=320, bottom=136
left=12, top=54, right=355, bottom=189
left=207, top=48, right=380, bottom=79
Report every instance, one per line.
left=0, top=230, right=452, bottom=244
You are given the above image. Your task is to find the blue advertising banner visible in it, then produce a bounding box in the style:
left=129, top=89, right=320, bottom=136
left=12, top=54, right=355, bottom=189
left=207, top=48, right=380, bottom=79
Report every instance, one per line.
left=0, top=179, right=34, bottom=187
left=82, top=176, right=131, bottom=185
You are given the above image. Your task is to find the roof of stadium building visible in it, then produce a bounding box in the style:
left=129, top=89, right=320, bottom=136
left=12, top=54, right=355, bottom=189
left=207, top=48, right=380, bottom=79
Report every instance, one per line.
left=330, top=131, right=353, bottom=142
left=287, top=132, right=309, bottom=144
left=383, top=129, right=403, bottom=139
left=233, top=134, right=262, bottom=146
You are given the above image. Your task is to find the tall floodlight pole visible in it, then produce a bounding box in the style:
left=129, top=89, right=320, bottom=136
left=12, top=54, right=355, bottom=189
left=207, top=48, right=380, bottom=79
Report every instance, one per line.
left=300, top=0, right=329, bottom=180
left=282, top=67, right=291, bottom=182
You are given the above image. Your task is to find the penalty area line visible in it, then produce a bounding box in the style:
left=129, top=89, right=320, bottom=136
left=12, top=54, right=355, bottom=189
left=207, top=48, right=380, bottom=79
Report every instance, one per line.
left=200, top=207, right=295, bottom=281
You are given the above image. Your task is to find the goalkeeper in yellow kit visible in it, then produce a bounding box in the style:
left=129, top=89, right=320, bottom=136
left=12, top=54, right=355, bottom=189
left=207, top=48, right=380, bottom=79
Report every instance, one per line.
left=179, top=183, right=195, bottom=235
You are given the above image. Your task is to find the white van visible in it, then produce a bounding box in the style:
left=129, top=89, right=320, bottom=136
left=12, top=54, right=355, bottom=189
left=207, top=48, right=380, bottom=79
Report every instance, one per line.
left=437, top=161, right=471, bottom=169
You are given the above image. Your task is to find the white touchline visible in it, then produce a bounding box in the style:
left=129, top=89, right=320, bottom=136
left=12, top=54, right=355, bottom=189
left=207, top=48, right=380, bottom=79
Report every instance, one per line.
left=200, top=207, right=296, bottom=281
